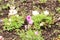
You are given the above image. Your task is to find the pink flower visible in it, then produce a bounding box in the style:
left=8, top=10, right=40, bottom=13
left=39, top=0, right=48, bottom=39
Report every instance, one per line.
left=0, top=36, right=4, bottom=40
left=26, top=15, right=33, bottom=25
left=28, top=20, right=33, bottom=25
left=35, top=31, right=38, bottom=35
left=26, top=15, right=31, bottom=22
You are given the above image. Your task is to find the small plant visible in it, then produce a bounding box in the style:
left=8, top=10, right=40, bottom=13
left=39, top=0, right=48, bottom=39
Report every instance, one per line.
left=3, top=15, right=24, bottom=31
left=56, top=7, right=60, bottom=13
left=39, top=0, right=47, bottom=3
left=16, top=29, right=44, bottom=40
left=32, top=13, right=52, bottom=29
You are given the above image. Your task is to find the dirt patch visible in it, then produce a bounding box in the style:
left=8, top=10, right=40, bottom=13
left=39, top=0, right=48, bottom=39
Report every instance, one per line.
left=0, top=0, right=60, bottom=40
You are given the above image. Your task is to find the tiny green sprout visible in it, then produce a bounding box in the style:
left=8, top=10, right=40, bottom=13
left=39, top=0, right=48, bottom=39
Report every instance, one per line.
left=39, top=0, right=47, bottom=3
left=56, top=7, right=60, bottom=13
left=2, top=3, right=10, bottom=9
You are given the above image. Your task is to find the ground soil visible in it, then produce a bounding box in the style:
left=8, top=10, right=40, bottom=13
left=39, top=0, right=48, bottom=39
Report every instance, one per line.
left=0, top=0, right=60, bottom=40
